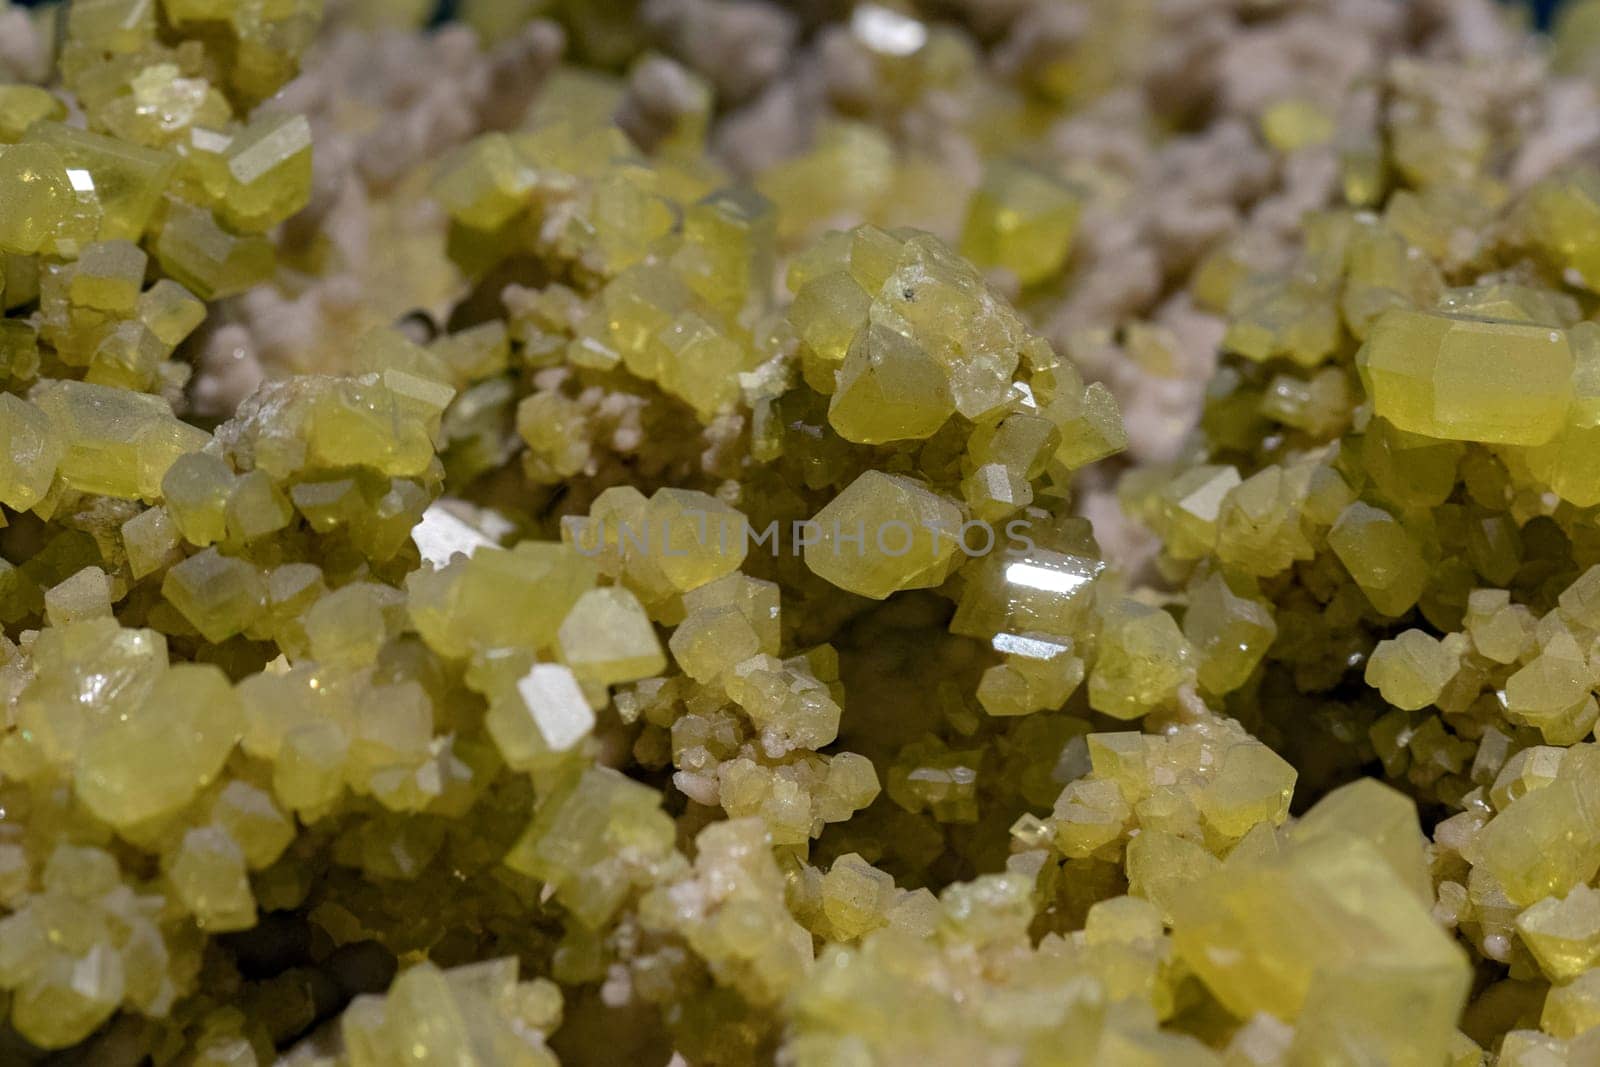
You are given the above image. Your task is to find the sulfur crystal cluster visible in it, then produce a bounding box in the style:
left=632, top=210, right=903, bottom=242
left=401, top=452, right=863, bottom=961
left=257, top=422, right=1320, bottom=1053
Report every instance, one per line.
left=14, top=0, right=1600, bottom=1063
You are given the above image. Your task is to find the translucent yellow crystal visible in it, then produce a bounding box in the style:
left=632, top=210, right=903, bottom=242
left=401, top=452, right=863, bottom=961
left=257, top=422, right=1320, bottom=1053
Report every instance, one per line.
left=1525, top=168, right=1600, bottom=290
left=804, top=470, right=963, bottom=599
left=789, top=268, right=871, bottom=386
left=216, top=112, right=313, bottom=232
left=820, top=853, right=896, bottom=940
left=1196, top=739, right=1296, bottom=840
left=725, top=649, right=843, bottom=758
left=1182, top=572, right=1276, bottom=696
left=827, top=322, right=955, bottom=443
left=677, top=185, right=776, bottom=316
left=1261, top=98, right=1336, bottom=152
left=0, top=85, right=66, bottom=143
left=503, top=766, right=677, bottom=928
left=1173, top=824, right=1469, bottom=1063
left=977, top=631, right=1083, bottom=717
left=167, top=826, right=255, bottom=932
left=1365, top=629, right=1463, bottom=711
left=1542, top=968, right=1600, bottom=1039
left=0, top=143, right=77, bottom=254
left=1088, top=600, right=1195, bottom=720
left=486, top=663, right=596, bottom=770
left=75, top=663, right=239, bottom=832
left=161, top=547, right=268, bottom=642
left=668, top=573, right=781, bottom=684
left=1156, top=465, right=1241, bottom=560
left=120, top=505, right=182, bottom=579
left=408, top=542, right=598, bottom=660
left=155, top=197, right=274, bottom=300
left=1358, top=309, right=1574, bottom=445
left=162, top=451, right=236, bottom=547
left=432, top=133, right=538, bottom=231
left=960, top=159, right=1080, bottom=286
left=0, top=392, right=62, bottom=511
left=1288, top=777, right=1432, bottom=904
left=43, top=565, right=112, bottom=626
left=70, top=239, right=146, bottom=312
left=1469, top=750, right=1600, bottom=906
left=32, top=378, right=209, bottom=501
left=1516, top=884, right=1600, bottom=982
left=1327, top=501, right=1426, bottom=617
left=557, top=587, right=667, bottom=687
left=1502, top=631, right=1598, bottom=745
left=27, top=120, right=175, bottom=241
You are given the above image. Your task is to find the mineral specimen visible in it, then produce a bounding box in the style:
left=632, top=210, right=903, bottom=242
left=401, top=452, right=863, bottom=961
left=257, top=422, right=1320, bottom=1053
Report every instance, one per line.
left=4, top=0, right=1600, bottom=1064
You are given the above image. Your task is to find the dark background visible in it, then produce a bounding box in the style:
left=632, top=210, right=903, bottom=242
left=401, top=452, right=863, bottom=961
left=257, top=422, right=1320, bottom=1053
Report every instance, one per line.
left=0, top=1, right=1578, bottom=31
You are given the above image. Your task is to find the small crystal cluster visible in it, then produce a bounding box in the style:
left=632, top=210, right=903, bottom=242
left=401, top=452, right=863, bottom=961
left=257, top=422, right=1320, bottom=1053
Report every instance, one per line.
left=9, top=0, right=1600, bottom=1064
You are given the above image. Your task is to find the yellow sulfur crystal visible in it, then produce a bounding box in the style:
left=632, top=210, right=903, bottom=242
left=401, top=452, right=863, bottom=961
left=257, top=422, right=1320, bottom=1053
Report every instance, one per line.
left=1088, top=600, right=1195, bottom=720
left=1364, top=629, right=1464, bottom=711
left=120, top=506, right=182, bottom=579
left=166, top=826, right=255, bottom=932
left=1517, top=884, right=1600, bottom=982
left=1542, top=969, right=1600, bottom=1039
left=0, top=85, right=66, bottom=143
left=827, top=322, right=955, bottom=443
left=214, top=112, right=314, bottom=232
left=69, top=239, right=146, bottom=312
left=1502, top=631, right=1598, bottom=745
left=504, top=766, right=677, bottom=929
left=26, top=121, right=175, bottom=241
left=161, top=547, right=268, bottom=641
left=1468, top=748, right=1600, bottom=907
left=162, top=451, right=236, bottom=546
left=804, top=470, right=964, bottom=599
left=976, top=631, right=1083, bottom=717
left=76, top=662, right=242, bottom=828
left=1182, top=571, right=1276, bottom=696
left=1173, top=811, right=1470, bottom=1064
left=0, top=392, right=62, bottom=511
left=1328, top=501, right=1426, bottom=617
left=668, top=573, right=781, bottom=684
left=432, top=133, right=539, bottom=231
left=43, top=565, right=112, bottom=626
left=32, top=378, right=209, bottom=501
left=557, top=586, right=667, bottom=687
left=486, top=663, right=595, bottom=769
left=155, top=197, right=274, bottom=299
left=407, top=541, right=597, bottom=660
left=138, top=278, right=206, bottom=347
left=960, top=158, right=1080, bottom=286
left=1358, top=309, right=1574, bottom=445
left=9, top=1, right=1600, bottom=1061
left=0, top=143, right=80, bottom=254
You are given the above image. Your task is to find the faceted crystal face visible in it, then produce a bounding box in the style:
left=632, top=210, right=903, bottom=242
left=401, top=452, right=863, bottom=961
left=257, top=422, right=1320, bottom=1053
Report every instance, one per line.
left=1359, top=309, right=1574, bottom=445
left=0, top=143, right=75, bottom=254
left=827, top=322, right=955, bottom=443
left=557, top=586, right=667, bottom=686
left=803, top=470, right=964, bottom=599
left=960, top=159, right=1080, bottom=286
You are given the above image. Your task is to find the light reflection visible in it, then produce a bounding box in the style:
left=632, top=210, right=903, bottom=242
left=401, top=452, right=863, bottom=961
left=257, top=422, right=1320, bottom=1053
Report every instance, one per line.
left=78, top=671, right=111, bottom=705
left=992, top=632, right=1068, bottom=659
left=65, top=168, right=95, bottom=193
left=851, top=4, right=928, bottom=57
left=411, top=502, right=498, bottom=566
left=1003, top=559, right=1094, bottom=596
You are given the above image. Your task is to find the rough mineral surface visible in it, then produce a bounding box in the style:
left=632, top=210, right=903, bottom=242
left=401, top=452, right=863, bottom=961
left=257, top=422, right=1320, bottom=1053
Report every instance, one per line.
left=6, top=0, right=1600, bottom=1064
